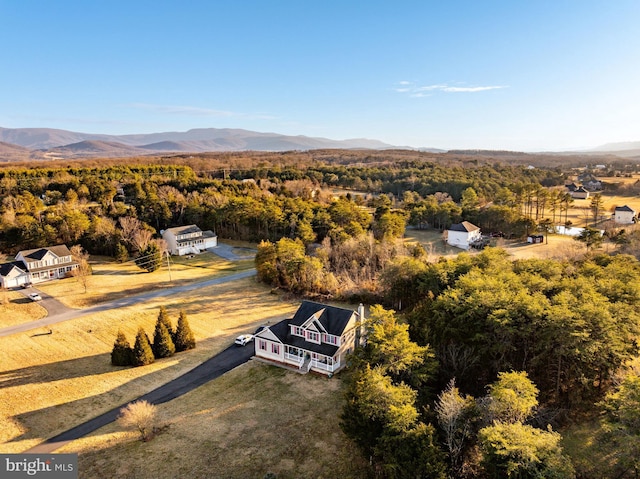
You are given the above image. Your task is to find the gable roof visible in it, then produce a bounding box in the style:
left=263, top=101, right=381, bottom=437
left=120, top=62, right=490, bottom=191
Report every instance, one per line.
left=290, top=301, right=354, bottom=337
left=164, top=225, right=203, bottom=236
left=448, top=221, right=480, bottom=233
left=615, top=205, right=635, bottom=213
left=0, top=261, right=27, bottom=277
left=19, top=245, right=72, bottom=262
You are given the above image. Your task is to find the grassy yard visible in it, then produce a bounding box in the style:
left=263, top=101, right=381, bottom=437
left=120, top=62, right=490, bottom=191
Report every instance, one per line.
left=35, top=251, right=254, bottom=309
left=0, top=290, right=48, bottom=328
left=58, top=362, right=368, bottom=479
left=0, top=278, right=299, bottom=453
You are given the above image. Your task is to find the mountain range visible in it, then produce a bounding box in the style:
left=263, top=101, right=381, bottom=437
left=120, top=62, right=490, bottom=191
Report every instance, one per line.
left=0, top=127, right=422, bottom=161
left=0, top=126, right=638, bottom=162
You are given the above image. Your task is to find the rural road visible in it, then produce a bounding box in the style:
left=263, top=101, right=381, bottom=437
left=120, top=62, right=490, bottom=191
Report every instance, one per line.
left=25, top=343, right=256, bottom=454
left=0, top=268, right=256, bottom=337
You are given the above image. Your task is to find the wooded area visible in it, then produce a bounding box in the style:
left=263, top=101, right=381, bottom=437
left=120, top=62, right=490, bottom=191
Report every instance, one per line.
left=3, top=151, right=640, bottom=477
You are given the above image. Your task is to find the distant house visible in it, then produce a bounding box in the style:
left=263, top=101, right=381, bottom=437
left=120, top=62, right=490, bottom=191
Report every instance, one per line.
left=584, top=179, right=602, bottom=191
left=162, top=225, right=217, bottom=256
left=446, top=222, right=482, bottom=250
left=253, top=301, right=366, bottom=376
left=614, top=205, right=636, bottom=224
left=0, top=245, right=78, bottom=288
left=565, top=182, right=578, bottom=192
left=571, top=186, right=590, bottom=199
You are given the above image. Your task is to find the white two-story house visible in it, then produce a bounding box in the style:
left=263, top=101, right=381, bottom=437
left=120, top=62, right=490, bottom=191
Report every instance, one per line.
left=0, top=245, right=78, bottom=288
left=161, top=225, right=217, bottom=256
left=254, top=301, right=366, bottom=376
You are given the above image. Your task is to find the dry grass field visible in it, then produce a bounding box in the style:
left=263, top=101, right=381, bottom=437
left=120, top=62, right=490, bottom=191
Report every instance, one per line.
left=35, top=252, right=254, bottom=309
left=0, top=290, right=48, bottom=328
left=0, top=277, right=299, bottom=454
left=57, top=362, right=368, bottom=479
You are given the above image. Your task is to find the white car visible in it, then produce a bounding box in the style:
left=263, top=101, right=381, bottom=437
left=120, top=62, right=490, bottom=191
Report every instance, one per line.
left=29, top=292, right=42, bottom=301
left=234, top=334, right=254, bottom=346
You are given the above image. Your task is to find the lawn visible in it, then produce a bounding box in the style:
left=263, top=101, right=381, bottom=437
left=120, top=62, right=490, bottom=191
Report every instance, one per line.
left=58, top=362, right=369, bottom=479
left=0, top=290, right=48, bottom=328
left=0, top=277, right=299, bottom=453
left=35, top=251, right=254, bottom=309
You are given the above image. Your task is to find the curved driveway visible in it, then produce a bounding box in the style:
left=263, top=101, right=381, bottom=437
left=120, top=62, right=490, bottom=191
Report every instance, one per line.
left=26, top=344, right=255, bottom=453
left=0, top=269, right=256, bottom=337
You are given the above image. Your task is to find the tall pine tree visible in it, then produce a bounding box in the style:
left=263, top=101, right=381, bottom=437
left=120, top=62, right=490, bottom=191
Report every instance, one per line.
left=174, top=310, right=196, bottom=352
left=157, top=306, right=174, bottom=338
left=111, top=330, right=133, bottom=366
left=133, top=327, right=155, bottom=366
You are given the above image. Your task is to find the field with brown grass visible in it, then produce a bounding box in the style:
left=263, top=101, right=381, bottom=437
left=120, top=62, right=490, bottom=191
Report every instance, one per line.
left=36, top=252, right=254, bottom=309
left=0, top=277, right=299, bottom=454
left=0, top=290, right=48, bottom=328
left=58, top=362, right=368, bottom=479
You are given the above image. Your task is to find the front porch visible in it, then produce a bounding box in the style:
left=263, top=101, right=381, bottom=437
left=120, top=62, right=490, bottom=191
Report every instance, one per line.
left=282, top=345, right=341, bottom=375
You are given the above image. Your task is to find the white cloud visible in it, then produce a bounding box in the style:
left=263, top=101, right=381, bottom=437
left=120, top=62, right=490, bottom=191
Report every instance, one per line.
left=396, top=81, right=507, bottom=95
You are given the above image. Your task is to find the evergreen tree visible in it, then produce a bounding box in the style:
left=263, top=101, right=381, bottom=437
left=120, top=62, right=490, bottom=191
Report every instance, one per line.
left=152, top=320, right=175, bottom=359
left=114, top=243, right=129, bottom=263
left=157, top=306, right=173, bottom=338
left=135, top=241, right=162, bottom=272
left=174, top=310, right=196, bottom=352
left=133, top=327, right=155, bottom=366
left=111, top=330, right=133, bottom=366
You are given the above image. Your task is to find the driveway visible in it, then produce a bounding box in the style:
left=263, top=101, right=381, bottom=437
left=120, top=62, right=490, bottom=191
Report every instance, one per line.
left=25, top=343, right=256, bottom=454
left=0, top=269, right=256, bottom=337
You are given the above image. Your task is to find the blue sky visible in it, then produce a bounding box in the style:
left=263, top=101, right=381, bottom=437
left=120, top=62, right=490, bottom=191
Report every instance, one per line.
left=1, top=1, right=639, bottom=151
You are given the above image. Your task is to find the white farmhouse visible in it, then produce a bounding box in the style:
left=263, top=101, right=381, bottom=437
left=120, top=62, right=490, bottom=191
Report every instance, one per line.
left=446, top=222, right=482, bottom=250
left=614, top=205, right=636, bottom=224
left=0, top=245, right=78, bottom=288
left=162, top=225, right=217, bottom=256
left=254, top=301, right=366, bottom=376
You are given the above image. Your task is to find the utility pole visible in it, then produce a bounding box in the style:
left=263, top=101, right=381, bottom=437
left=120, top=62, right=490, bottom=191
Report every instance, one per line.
left=166, top=251, right=172, bottom=282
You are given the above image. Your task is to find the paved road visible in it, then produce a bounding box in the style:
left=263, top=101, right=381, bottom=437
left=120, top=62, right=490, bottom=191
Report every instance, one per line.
left=26, top=344, right=256, bottom=454
left=0, top=269, right=256, bottom=337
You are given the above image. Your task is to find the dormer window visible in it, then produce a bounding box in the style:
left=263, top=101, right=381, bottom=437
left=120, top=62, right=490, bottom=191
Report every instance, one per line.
left=306, top=331, right=320, bottom=343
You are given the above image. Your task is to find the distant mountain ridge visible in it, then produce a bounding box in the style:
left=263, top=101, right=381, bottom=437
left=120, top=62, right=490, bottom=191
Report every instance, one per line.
left=0, top=127, right=398, bottom=156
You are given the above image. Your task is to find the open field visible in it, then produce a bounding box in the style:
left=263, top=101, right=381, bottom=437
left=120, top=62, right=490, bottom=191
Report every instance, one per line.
left=0, top=277, right=299, bottom=453
left=57, top=362, right=368, bottom=479
left=0, top=290, right=47, bottom=328
left=35, top=251, right=254, bottom=309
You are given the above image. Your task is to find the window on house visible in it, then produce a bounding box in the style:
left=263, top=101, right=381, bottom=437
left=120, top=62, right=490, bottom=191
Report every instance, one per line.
left=271, top=344, right=280, bottom=354
left=259, top=340, right=267, bottom=351
left=307, top=331, right=320, bottom=343
left=322, top=334, right=338, bottom=345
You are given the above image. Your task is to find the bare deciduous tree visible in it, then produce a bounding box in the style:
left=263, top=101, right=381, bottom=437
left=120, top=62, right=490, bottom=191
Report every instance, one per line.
left=70, top=244, right=91, bottom=293
left=117, top=400, right=158, bottom=441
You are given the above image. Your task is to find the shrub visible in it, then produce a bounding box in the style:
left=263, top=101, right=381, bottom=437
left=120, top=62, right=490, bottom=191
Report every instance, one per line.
left=117, top=400, right=158, bottom=441
left=111, top=330, right=133, bottom=366
left=174, top=310, right=196, bottom=352
left=152, top=321, right=175, bottom=359
left=133, top=327, right=155, bottom=366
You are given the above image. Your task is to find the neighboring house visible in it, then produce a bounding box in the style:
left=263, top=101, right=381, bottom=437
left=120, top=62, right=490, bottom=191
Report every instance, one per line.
left=614, top=205, right=636, bottom=224
left=571, top=186, right=590, bottom=199
left=584, top=179, right=602, bottom=191
left=253, top=301, right=366, bottom=376
left=446, top=221, right=482, bottom=250
left=565, top=182, right=578, bottom=192
left=162, top=225, right=217, bottom=256
left=0, top=245, right=78, bottom=288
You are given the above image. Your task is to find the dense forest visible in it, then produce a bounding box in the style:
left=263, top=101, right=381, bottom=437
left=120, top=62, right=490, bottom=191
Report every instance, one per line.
left=3, top=151, right=640, bottom=477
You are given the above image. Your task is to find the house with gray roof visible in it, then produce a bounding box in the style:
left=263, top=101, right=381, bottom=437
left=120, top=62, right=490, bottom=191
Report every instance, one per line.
left=254, top=301, right=366, bottom=375
left=446, top=221, right=482, bottom=250
left=0, top=245, right=78, bottom=288
left=161, top=224, right=217, bottom=256
left=614, top=205, right=636, bottom=224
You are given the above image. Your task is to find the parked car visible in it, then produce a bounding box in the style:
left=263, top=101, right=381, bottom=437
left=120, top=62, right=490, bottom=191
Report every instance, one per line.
left=28, top=292, right=42, bottom=301
left=234, top=334, right=254, bottom=346
left=21, top=282, right=33, bottom=289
